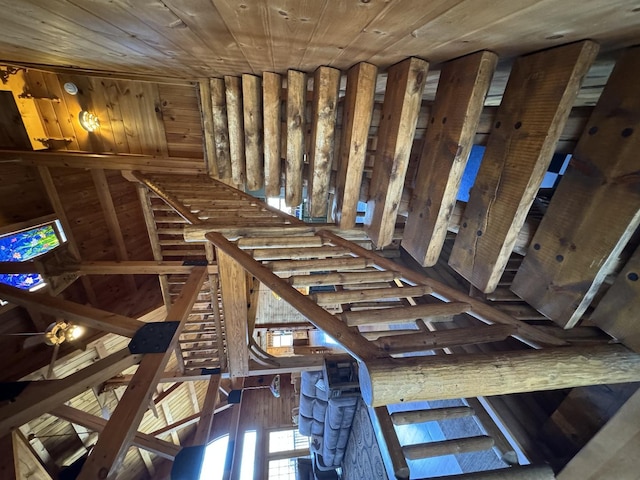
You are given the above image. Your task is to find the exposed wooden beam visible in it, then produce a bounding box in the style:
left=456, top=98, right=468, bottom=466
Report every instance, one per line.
left=50, top=405, right=180, bottom=460
left=512, top=45, right=640, bottom=328
left=8, top=150, right=206, bottom=173
left=90, top=169, right=138, bottom=292
left=149, top=403, right=232, bottom=438
left=191, top=375, right=221, bottom=446
left=449, top=40, right=599, bottom=293
left=365, top=57, right=429, bottom=248
left=37, top=165, right=97, bottom=304
left=199, top=78, right=219, bottom=178
left=225, top=75, right=246, bottom=186
left=285, top=69, right=306, bottom=207
left=0, top=348, right=140, bottom=437
left=318, top=230, right=565, bottom=348
left=60, top=261, right=218, bottom=276
left=131, top=171, right=202, bottom=225
left=263, top=72, right=282, bottom=197
left=242, top=74, right=263, bottom=191
left=309, top=66, right=340, bottom=218
left=207, top=232, right=382, bottom=362
left=360, top=344, right=640, bottom=407
left=0, top=433, right=17, bottom=480
left=216, top=247, right=250, bottom=378
left=403, top=51, right=497, bottom=266
left=210, top=78, right=232, bottom=180
left=335, top=62, right=377, bottom=229
left=77, top=267, right=207, bottom=479
left=0, top=283, right=144, bottom=337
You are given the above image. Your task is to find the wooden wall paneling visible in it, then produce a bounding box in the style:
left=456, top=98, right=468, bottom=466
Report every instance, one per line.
left=209, top=78, right=232, bottom=179
left=96, top=78, right=137, bottom=154
left=23, top=70, right=69, bottom=150
left=37, top=166, right=98, bottom=305
left=364, top=57, right=429, bottom=248
left=225, top=76, right=246, bottom=186
left=285, top=70, right=307, bottom=207
left=0, top=164, right=53, bottom=227
left=157, top=84, right=203, bottom=160
left=590, top=243, right=640, bottom=352
left=558, top=388, right=640, bottom=480
left=308, top=66, right=340, bottom=218
left=199, top=79, right=218, bottom=178
left=512, top=46, right=640, bottom=328
left=402, top=51, right=497, bottom=267
left=449, top=41, right=599, bottom=293
left=334, top=62, right=377, bottom=229
left=216, top=248, right=250, bottom=378
left=91, top=169, right=138, bottom=292
left=139, top=81, right=169, bottom=157
left=242, top=74, right=264, bottom=191
left=263, top=72, right=282, bottom=197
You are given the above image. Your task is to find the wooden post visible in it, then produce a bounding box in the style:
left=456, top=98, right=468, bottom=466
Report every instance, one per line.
left=374, top=406, right=410, bottom=480
left=210, top=77, right=232, bottom=180
left=391, top=406, right=475, bottom=425
left=190, top=375, right=222, bottom=446
left=285, top=69, right=307, bottom=207
left=359, top=344, right=640, bottom=407
left=0, top=349, right=141, bottom=437
left=263, top=72, right=282, bottom=197
left=335, top=62, right=377, bottom=229
left=365, top=57, right=428, bottom=247
left=77, top=267, right=207, bottom=479
left=402, top=51, right=497, bottom=266
left=225, top=75, right=246, bottom=186
left=309, top=66, right=341, bottom=217
left=242, top=74, right=263, bottom=191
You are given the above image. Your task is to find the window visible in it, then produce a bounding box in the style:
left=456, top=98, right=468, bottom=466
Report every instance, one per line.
left=200, top=434, right=228, bottom=480
left=267, top=428, right=311, bottom=480
left=0, top=219, right=66, bottom=291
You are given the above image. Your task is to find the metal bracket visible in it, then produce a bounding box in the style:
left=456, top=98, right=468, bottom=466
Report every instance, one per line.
left=0, top=381, right=30, bottom=402
left=128, top=322, right=179, bottom=354
left=201, top=367, right=221, bottom=375
left=182, top=259, right=208, bottom=266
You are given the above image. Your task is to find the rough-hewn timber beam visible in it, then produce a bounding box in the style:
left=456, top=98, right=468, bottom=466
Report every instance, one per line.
left=78, top=267, right=207, bottom=479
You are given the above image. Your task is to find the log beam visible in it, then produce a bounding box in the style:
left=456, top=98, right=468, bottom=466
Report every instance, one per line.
left=360, top=344, right=640, bottom=407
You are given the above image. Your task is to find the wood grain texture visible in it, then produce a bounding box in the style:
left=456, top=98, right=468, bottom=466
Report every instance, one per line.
left=402, top=51, right=497, bottom=266
left=263, top=72, right=282, bottom=197
left=242, top=74, right=263, bottom=190
left=210, top=77, right=232, bottom=180
left=590, top=243, right=640, bottom=352
left=309, top=66, right=340, bottom=217
left=449, top=41, right=599, bottom=294
left=285, top=69, right=307, bottom=207
left=225, top=75, right=246, bottom=186
left=216, top=248, right=250, bottom=377
left=360, top=344, right=640, bottom=407
left=558, top=388, right=640, bottom=480
left=334, top=62, right=377, bottom=229
left=365, top=57, right=429, bottom=247
left=511, top=46, right=640, bottom=328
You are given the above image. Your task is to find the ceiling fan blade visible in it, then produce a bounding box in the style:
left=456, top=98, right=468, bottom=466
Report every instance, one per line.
left=22, top=334, right=46, bottom=349
left=46, top=343, right=60, bottom=379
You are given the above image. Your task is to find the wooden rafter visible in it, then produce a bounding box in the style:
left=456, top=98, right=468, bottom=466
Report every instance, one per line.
left=77, top=267, right=207, bottom=479
left=0, top=348, right=141, bottom=437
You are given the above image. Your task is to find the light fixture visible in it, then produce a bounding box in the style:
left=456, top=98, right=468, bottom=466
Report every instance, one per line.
left=44, top=321, right=84, bottom=346
left=63, top=82, right=78, bottom=95
left=79, top=110, right=100, bottom=132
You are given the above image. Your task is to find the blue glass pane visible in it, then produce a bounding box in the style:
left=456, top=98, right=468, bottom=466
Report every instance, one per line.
left=0, top=224, right=60, bottom=290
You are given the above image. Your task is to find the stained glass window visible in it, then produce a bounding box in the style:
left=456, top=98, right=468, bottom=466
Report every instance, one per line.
left=0, top=221, right=63, bottom=290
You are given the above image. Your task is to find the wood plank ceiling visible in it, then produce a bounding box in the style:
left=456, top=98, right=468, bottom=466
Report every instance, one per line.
left=0, top=1, right=637, bottom=79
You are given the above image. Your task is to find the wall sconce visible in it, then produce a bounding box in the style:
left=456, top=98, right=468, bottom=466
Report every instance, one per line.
left=79, top=110, right=100, bottom=132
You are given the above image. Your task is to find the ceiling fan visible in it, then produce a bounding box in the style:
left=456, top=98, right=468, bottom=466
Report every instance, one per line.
left=2, top=320, right=85, bottom=378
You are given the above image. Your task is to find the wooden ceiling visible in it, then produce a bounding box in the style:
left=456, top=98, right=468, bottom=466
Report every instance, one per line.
left=0, top=1, right=639, bottom=79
